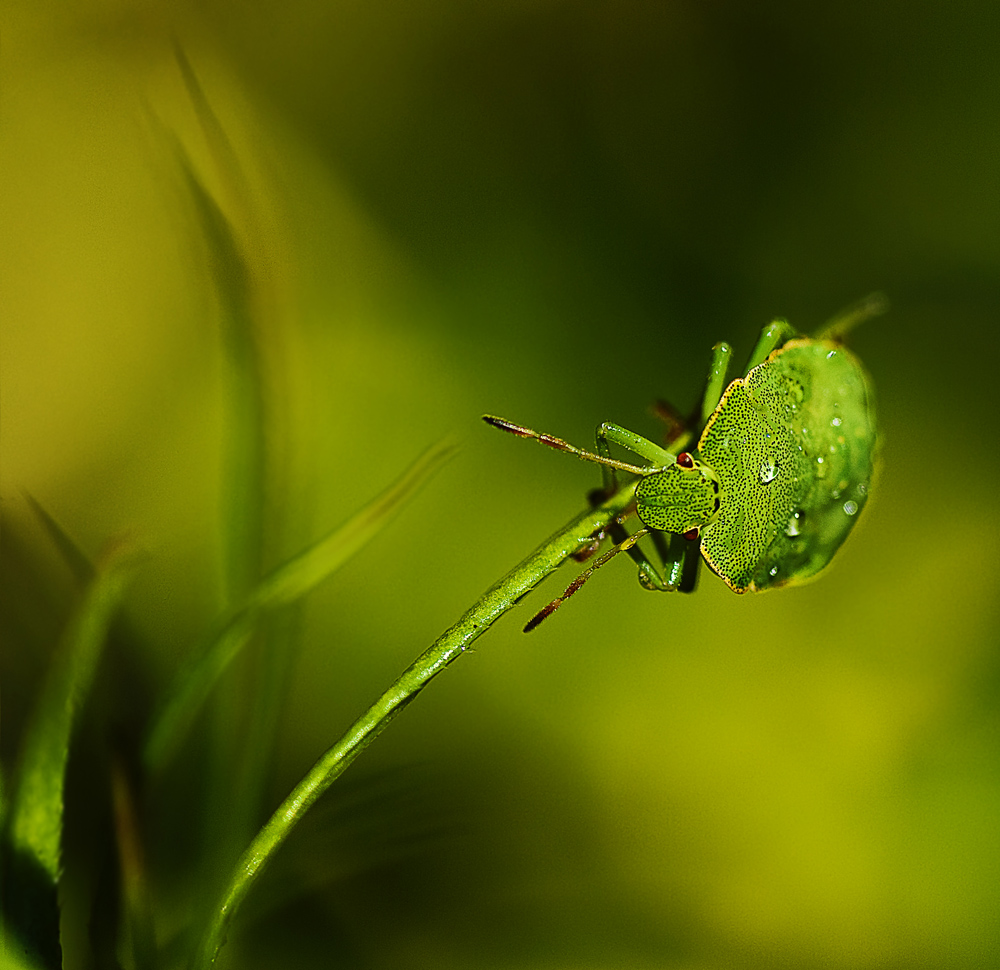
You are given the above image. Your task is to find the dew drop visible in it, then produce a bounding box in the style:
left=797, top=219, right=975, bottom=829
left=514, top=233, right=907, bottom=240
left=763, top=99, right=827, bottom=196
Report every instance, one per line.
left=826, top=350, right=837, bottom=359
left=784, top=512, right=802, bottom=537
left=857, top=482, right=868, bottom=496
left=831, top=488, right=841, bottom=500
left=843, top=500, right=858, bottom=516
left=759, top=459, right=779, bottom=484
left=769, top=565, right=780, bottom=577
left=831, top=416, right=842, bottom=427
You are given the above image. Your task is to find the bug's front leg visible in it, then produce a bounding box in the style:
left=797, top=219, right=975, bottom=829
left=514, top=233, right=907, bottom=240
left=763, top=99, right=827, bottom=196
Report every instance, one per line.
left=670, top=530, right=701, bottom=593
left=626, top=526, right=705, bottom=594
left=601, top=516, right=675, bottom=592
left=598, top=422, right=675, bottom=465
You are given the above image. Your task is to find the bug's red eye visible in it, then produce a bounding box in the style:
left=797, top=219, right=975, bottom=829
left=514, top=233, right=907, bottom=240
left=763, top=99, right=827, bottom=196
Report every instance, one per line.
left=683, top=528, right=700, bottom=541
left=676, top=452, right=694, bottom=468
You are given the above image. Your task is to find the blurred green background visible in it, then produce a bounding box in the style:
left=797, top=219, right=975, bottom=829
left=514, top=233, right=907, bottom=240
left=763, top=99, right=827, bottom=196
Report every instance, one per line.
left=3, top=1, right=1000, bottom=968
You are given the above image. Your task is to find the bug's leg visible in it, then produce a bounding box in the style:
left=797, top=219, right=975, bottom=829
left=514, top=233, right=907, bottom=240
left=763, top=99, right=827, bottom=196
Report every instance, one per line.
left=525, top=528, right=653, bottom=632
left=675, top=531, right=702, bottom=594
left=593, top=425, right=619, bottom=497
left=742, top=318, right=799, bottom=374
left=699, top=341, right=734, bottom=424
left=629, top=528, right=701, bottom=596
left=601, top=516, right=686, bottom=593
left=588, top=420, right=675, bottom=495
left=597, top=423, right=674, bottom=466
left=645, top=522, right=672, bottom=569
left=633, top=528, right=706, bottom=594
left=814, top=292, right=888, bottom=342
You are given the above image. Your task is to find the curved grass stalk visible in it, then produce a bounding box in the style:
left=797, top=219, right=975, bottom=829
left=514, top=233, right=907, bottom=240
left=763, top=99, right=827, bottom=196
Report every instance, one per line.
left=192, top=480, right=638, bottom=969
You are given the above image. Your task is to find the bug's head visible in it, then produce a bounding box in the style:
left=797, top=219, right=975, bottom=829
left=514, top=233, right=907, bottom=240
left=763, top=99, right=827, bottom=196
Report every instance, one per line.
left=634, top=452, right=720, bottom=534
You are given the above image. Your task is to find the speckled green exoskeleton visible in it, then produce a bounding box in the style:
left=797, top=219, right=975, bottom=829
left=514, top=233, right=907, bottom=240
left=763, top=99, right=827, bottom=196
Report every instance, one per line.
left=484, top=298, right=880, bottom=630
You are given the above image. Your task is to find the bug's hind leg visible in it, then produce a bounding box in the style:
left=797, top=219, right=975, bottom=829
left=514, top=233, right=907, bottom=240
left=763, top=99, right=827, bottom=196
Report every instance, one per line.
left=742, top=319, right=799, bottom=374
left=814, top=292, right=888, bottom=342
left=699, top=341, right=734, bottom=424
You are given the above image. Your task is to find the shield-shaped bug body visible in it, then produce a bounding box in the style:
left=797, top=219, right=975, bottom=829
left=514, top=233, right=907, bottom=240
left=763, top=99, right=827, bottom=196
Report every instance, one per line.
left=637, top=338, right=875, bottom=592
left=485, top=306, right=879, bottom=630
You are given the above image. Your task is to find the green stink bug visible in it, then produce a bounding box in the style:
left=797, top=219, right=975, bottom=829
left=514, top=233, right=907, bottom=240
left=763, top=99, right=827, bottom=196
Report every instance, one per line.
left=484, top=299, right=880, bottom=630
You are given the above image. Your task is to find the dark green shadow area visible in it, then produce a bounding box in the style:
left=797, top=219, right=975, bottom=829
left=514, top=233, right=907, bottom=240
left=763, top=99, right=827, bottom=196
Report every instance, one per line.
left=1, top=840, right=61, bottom=970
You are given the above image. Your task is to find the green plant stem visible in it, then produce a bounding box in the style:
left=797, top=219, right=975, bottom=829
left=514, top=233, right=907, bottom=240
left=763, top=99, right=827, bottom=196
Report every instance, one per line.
left=193, top=480, right=638, bottom=969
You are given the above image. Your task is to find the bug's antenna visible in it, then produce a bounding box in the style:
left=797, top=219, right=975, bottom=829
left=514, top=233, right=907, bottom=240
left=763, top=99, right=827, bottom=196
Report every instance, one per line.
left=524, top=528, right=651, bottom=632
left=482, top=415, right=652, bottom=477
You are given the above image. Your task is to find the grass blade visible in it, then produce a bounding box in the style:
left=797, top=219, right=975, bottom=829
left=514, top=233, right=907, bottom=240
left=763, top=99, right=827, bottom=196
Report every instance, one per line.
left=176, top=147, right=266, bottom=602
left=143, top=438, right=458, bottom=774
left=21, top=494, right=96, bottom=588
left=192, top=479, right=639, bottom=969
left=2, top=541, right=132, bottom=969
left=170, top=48, right=282, bottom=861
